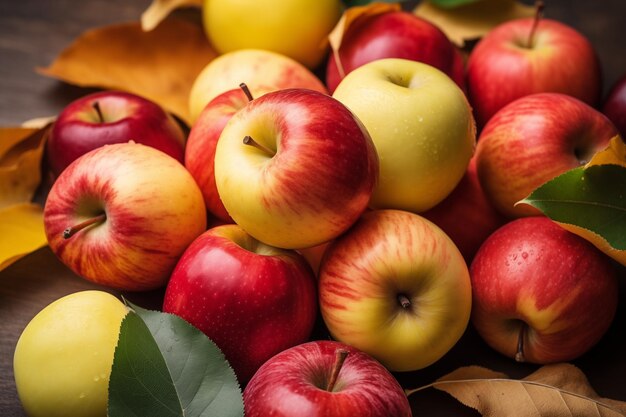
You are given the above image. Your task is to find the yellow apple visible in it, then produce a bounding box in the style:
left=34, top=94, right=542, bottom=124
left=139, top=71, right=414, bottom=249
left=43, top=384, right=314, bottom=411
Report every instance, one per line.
left=333, top=58, right=476, bottom=213
left=13, top=291, right=128, bottom=417
left=202, top=0, right=342, bottom=69
left=189, top=49, right=328, bottom=122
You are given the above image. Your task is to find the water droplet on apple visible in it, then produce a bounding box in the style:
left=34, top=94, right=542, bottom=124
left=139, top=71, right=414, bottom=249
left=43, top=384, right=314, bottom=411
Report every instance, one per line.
left=79, top=392, right=87, bottom=399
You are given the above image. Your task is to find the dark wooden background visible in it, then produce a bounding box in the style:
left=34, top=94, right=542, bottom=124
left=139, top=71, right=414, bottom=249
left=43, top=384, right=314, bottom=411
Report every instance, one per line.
left=1, top=0, right=625, bottom=416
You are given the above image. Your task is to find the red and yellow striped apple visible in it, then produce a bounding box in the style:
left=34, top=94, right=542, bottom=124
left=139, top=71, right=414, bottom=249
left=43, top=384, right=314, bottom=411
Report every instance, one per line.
left=44, top=142, right=207, bottom=291
left=244, top=341, right=412, bottom=417
left=470, top=216, right=618, bottom=363
left=333, top=58, right=475, bottom=213
left=319, top=209, right=472, bottom=371
left=188, top=49, right=328, bottom=122
left=475, top=93, right=618, bottom=218
left=214, top=88, right=378, bottom=249
left=163, top=224, right=317, bottom=383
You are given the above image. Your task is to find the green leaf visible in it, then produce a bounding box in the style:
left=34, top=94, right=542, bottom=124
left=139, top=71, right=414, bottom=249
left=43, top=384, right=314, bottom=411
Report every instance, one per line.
left=518, top=165, right=626, bottom=250
left=342, top=0, right=408, bottom=8
left=108, top=302, right=243, bottom=417
left=426, top=0, right=481, bottom=8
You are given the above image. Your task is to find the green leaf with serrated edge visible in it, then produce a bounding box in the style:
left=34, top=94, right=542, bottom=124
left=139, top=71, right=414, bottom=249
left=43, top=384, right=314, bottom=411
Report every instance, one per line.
left=518, top=165, right=626, bottom=250
left=427, top=0, right=481, bottom=8
left=342, top=0, right=408, bottom=8
left=108, top=302, right=243, bottom=417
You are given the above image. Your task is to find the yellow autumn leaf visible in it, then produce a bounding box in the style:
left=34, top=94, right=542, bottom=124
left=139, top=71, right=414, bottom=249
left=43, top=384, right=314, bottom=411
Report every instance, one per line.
left=0, top=203, right=47, bottom=272
left=141, top=0, right=203, bottom=31
left=0, top=126, right=48, bottom=209
left=408, top=364, right=626, bottom=417
left=38, top=17, right=217, bottom=126
left=414, top=0, right=535, bottom=47
left=585, top=135, right=626, bottom=168
left=327, top=3, right=400, bottom=79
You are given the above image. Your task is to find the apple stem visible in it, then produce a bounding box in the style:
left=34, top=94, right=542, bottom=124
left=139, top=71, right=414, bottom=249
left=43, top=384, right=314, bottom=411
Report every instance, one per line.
left=63, top=213, right=107, bottom=239
left=326, top=349, right=349, bottom=392
left=398, top=294, right=412, bottom=309
left=239, top=83, right=254, bottom=101
left=243, top=135, right=274, bottom=156
left=515, top=323, right=527, bottom=362
left=526, top=0, right=545, bottom=48
left=92, top=101, right=105, bottom=123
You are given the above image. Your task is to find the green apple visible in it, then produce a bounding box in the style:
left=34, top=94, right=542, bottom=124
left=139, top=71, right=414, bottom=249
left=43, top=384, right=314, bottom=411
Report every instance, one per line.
left=203, top=0, right=342, bottom=69
left=188, top=49, right=328, bottom=122
left=333, top=58, right=476, bottom=213
left=13, top=291, right=128, bottom=417
left=319, top=209, right=472, bottom=371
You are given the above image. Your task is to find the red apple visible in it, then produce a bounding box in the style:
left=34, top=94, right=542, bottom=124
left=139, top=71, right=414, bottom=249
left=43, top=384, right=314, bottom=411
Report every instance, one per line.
left=475, top=93, right=618, bottom=218
left=470, top=216, right=618, bottom=363
left=214, top=88, right=378, bottom=249
left=185, top=85, right=253, bottom=222
left=326, top=10, right=464, bottom=93
left=603, top=73, right=626, bottom=139
left=163, top=224, right=317, bottom=383
left=422, top=157, right=507, bottom=264
left=43, top=142, right=207, bottom=291
left=467, top=12, right=602, bottom=128
left=47, top=90, right=186, bottom=177
left=244, top=340, right=411, bottom=417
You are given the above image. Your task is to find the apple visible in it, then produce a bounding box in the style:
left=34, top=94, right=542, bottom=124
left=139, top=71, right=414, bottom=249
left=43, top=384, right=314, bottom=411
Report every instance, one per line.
left=422, top=157, right=507, bottom=264
left=185, top=84, right=253, bottom=223
left=13, top=291, right=128, bottom=417
left=602, top=73, right=626, bottom=138
left=475, top=92, right=618, bottom=218
left=326, top=10, right=465, bottom=93
left=467, top=9, right=602, bottom=127
left=44, top=142, right=207, bottom=291
left=188, top=49, right=328, bottom=122
left=470, top=216, right=619, bottom=363
left=162, top=224, right=317, bottom=383
left=47, top=90, right=185, bottom=177
left=214, top=88, right=378, bottom=250
left=244, top=340, right=412, bottom=417
left=333, top=58, right=475, bottom=213
left=203, top=0, right=341, bottom=69
left=319, top=209, right=472, bottom=371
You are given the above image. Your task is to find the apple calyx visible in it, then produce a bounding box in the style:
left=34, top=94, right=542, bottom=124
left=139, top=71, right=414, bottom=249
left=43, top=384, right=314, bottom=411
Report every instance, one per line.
left=243, top=136, right=274, bottom=156
left=515, top=323, right=527, bottom=362
left=326, top=349, right=349, bottom=392
left=397, top=294, right=412, bottom=309
left=526, top=0, right=545, bottom=48
left=239, top=83, right=254, bottom=101
left=92, top=101, right=105, bottom=123
left=63, top=213, right=107, bottom=239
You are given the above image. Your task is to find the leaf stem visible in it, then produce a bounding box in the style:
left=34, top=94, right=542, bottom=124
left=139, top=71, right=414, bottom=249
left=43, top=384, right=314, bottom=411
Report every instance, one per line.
left=239, top=83, right=254, bottom=101
left=527, top=0, right=545, bottom=48
left=63, top=213, right=106, bottom=239
left=515, top=323, right=527, bottom=362
left=326, top=349, right=349, bottom=392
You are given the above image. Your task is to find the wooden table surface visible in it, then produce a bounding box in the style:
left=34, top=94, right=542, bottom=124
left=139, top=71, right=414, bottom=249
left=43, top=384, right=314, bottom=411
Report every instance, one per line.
left=1, top=1, right=625, bottom=416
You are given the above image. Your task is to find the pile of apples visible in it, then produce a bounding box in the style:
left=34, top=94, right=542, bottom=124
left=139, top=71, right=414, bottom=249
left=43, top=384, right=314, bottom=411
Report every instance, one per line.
left=13, top=1, right=625, bottom=416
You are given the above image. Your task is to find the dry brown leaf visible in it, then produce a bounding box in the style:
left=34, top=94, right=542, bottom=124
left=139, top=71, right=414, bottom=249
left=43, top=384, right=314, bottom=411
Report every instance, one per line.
left=21, top=116, right=56, bottom=129
left=585, top=136, right=626, bottom=168
left=0, top=203, right=47, bottom=271
left=327, top=3, right=400, bottom=78
left=141, top=0, right=203, bottom=31
left=407, top=364, right=626, bottom=417
left=38, top=17, right=216, bottom=126
left=414, top=0, right=535, bottom=47
left=0, top=126, right=48, bottom=209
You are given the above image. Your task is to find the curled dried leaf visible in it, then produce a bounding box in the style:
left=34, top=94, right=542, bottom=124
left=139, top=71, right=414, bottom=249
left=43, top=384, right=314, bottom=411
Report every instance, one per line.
left=141, top=0, right=203, bottom=31
left=585, top=136, right=626, bottom=168
left=414, top=0, right=535, bottom=47
left=408, top=364, right=626, bottom=417
left=39, top=17, right=216, bottom=126
left=0, top=126, right=49, bottom=209
left=0, top=203, right=47, bottom=271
